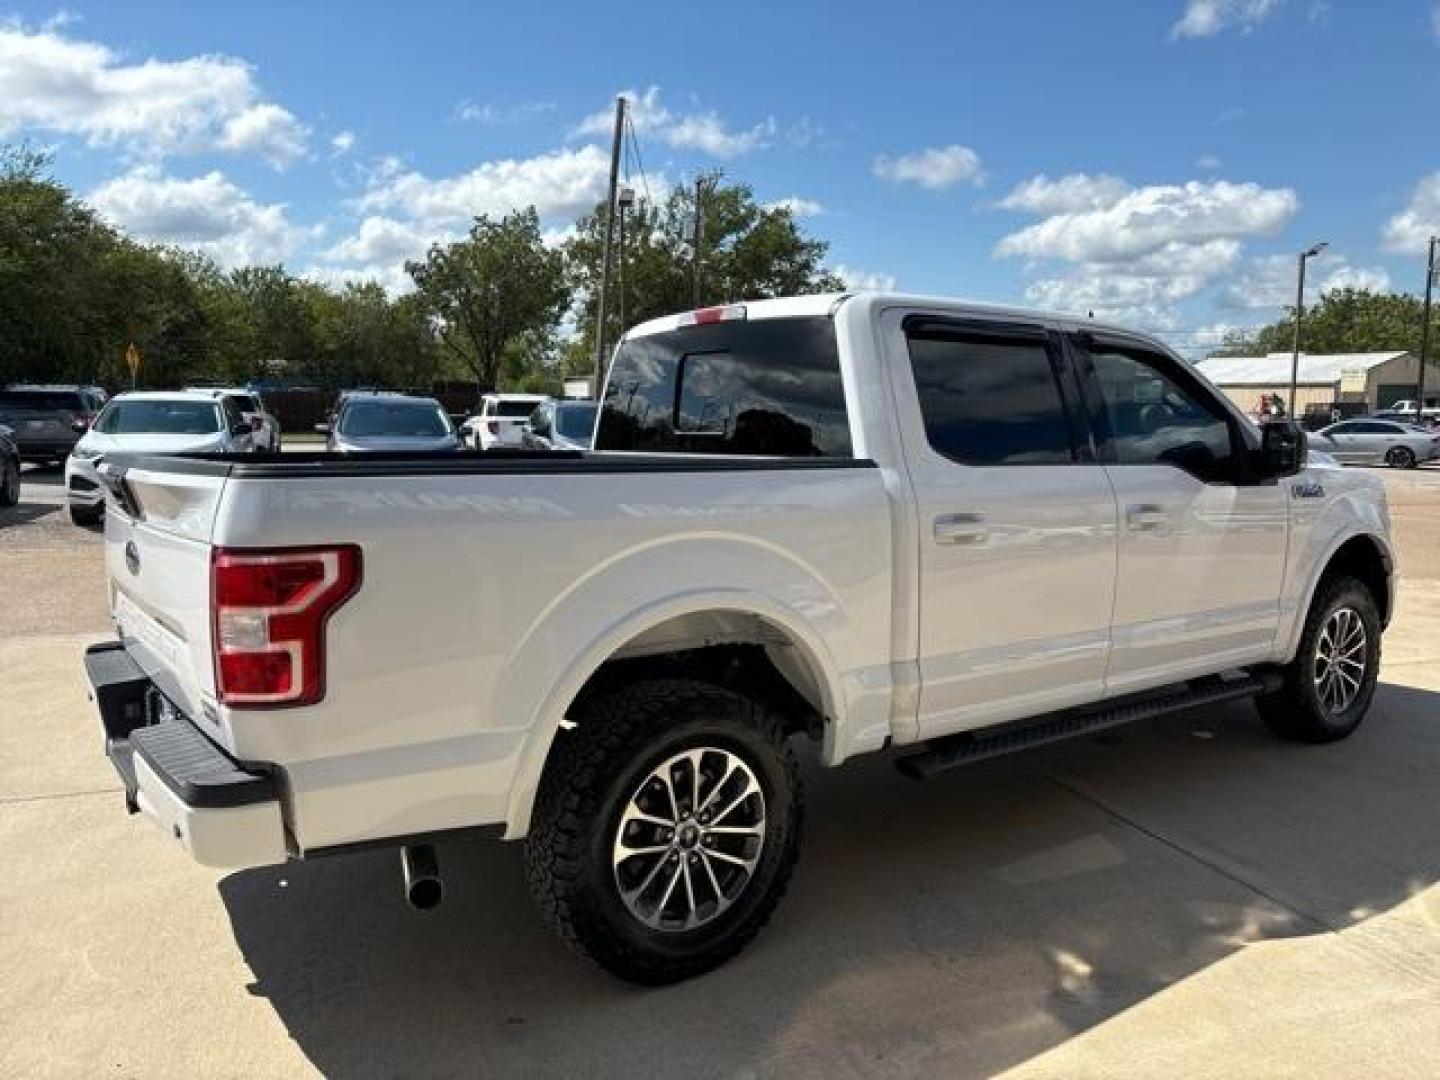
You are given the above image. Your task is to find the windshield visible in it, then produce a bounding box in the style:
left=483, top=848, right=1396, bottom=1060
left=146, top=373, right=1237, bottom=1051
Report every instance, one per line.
left=339, top=400, right=451, bottom=437
left=554, top=403, right=597, bottom=440
left=95, top=400, right=222, bottom=435
left=0, top=390, right=84, bottom=411
left=227, top=394, right=259, bottom=413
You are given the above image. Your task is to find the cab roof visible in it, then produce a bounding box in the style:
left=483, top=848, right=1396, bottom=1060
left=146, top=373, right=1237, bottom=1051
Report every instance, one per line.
left=623, top=291, right=1174, bottom=356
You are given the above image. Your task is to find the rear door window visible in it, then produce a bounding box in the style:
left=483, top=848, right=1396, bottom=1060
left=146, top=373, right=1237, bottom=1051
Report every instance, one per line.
left=904, top=327, right=1077, bottom=466
left=598, top=315, right=851, bottom=456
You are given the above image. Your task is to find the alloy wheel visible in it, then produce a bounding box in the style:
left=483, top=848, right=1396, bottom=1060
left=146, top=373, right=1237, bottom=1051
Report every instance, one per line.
left=1314, top=606, right=1367, bottom=714
left=611, top=746, right=766, bottom=933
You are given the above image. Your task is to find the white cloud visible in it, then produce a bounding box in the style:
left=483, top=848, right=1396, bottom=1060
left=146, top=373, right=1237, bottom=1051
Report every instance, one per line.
left=1381, top=172, right=1440, bottom=254
left=454, top=99, right=555, bottom=125
left=575, top=88, right=774, bottom=158
left=998, top=173, right=1129, bottom=214
left=1217, top=252, right=1391, bottom=310
left=355, top=145, right=613, bottom=230
left=216, top=103, right=308, bottom=168
left=1195, top=154, right=1223, bottom=171
left=995, top=178, right=1296, bottom=263
left=996, top=172, right=1297, bottom=327
left=0, top=21, right=308, bottom=165
left=89, top=167, right=313, bottom=267
left=322, top=214, right=430, bottom=266
left=833, top=265, right=897, bottom=292
left=330, top=130, right=356, bottom=155
left=1171, top=0, right=1282, bottom=39
left=764, top=196, right=823, bottom=217
left=872, top=145, right=984, bottom=190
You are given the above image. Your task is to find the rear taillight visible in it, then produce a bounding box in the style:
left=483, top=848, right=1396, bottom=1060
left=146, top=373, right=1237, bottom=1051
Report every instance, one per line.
left=250, top=415, right=264, bottom=432
left=486, top=420, right=500, bottom=435
left=211, top=546, right=361, bottom=708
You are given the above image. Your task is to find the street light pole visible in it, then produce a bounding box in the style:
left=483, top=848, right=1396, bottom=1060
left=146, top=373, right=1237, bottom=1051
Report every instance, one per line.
left=1415, top=235, right=1437, bottom=421
left=1288, top=241, right=1328, bottom=417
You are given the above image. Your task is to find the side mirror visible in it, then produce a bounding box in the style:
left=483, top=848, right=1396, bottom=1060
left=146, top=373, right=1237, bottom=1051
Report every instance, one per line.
left=1259, top=420, right=1306, bottom=479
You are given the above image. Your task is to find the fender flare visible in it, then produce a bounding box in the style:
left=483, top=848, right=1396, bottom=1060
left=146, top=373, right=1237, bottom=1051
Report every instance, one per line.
left=1279, top=529, right=1395, bottom=661
left=500, top=589, right=846, bottom=839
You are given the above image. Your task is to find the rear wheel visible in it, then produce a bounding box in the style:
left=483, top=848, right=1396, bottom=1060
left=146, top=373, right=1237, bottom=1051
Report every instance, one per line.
left=1385, top=446, right=1416, bottom=468
left=69, top=502, right=102, bottom=526
left=0, top=457, right=19, bottom=507
left=525, top=677, right=803, bottom=984
left=1256, top=575, right=1380, bottom=743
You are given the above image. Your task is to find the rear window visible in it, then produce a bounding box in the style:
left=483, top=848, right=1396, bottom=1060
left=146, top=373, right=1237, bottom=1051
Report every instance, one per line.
left=338, top=400, right=451, bottom=437
left=0, top=390, right=84, bottom=411
left=95, top=400, right=222, bottom=435
left=227, top=394, right=259, bottom=413
left=493, top=400, right=539, bottom=418
left=597, top=316, right=852, bottom=456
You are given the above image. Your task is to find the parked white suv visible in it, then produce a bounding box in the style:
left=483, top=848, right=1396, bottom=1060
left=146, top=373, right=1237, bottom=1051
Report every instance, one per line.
left=66, top=391, right=256, bottom=524
left=189, top=388, right=281, bottom=451
left=461, top=392, right=547, bottom=449
left=85, top=294, right=1394, bottom=983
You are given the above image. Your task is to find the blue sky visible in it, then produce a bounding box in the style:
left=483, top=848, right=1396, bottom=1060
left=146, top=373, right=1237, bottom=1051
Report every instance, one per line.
left=2, top=0, right=1438, bottom=354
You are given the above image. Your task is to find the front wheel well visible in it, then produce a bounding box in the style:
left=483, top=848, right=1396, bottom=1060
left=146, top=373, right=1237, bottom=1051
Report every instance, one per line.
left=1317, top=534, right=1392, bottom=626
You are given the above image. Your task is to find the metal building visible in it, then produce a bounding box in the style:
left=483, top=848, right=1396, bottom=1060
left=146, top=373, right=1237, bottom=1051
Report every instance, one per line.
left=1195, top=351, right=1439, bottom=417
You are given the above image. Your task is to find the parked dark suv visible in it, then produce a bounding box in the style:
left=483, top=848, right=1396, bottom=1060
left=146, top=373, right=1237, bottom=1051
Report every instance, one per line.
left=0, top=386, right=108, bottom=464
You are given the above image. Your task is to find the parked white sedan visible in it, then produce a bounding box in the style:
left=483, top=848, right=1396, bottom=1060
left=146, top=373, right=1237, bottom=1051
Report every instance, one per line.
left=1309, top=419, right=1440, bottom=468
left=66, top=391, right=256, bottom=524
left=461, top=393, right=548, bottom=450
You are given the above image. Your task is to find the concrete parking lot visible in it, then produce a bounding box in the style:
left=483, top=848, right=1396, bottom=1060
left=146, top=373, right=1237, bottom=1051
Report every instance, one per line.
left=3, top=462, right=1440, bottom=1079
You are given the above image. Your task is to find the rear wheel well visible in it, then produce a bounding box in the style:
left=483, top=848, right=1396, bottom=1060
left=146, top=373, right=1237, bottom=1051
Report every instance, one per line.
left=1317, top=534, right=1391, bottom=626
left=571, top=643, right=823, bottom=741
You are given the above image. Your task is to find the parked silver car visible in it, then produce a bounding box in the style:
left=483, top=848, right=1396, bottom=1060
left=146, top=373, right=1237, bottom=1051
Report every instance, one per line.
left=323, top=393, right=460, bottom=453
left=1310, top=419, right=1440, bottom=468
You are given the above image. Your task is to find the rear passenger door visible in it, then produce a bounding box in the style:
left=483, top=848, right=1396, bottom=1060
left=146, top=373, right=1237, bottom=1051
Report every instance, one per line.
left=886, top=313, right=1119, bottom=737
left=1070, top=333, right=1288, bottom=692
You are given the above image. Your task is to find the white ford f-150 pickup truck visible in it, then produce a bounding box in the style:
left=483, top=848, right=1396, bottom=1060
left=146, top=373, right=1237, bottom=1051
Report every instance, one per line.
left=85, top=292, right=1395, bottom=984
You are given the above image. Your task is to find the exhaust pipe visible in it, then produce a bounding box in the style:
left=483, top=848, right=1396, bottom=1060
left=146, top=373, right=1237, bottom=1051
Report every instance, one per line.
left=401, top=844, right=443, bottom=911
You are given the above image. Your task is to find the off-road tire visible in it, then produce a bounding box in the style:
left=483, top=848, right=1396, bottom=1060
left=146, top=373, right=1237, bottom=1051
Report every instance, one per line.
left=1256, top=575, right=1380, bottom=743
left=1385, top=446, right=1416, bottom=469
left=69, top=502, right=102, bottom=526
left=0, top=458, right=19, bottom=507
left=524, top=677, right=803, bottom=985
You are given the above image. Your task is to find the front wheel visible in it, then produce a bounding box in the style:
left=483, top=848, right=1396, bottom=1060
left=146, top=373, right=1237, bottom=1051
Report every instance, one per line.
left=525, top=677, right=803, bottom=984
left=1385, top=446, right=1416, bottom=469
left=1256, top=575, right=1381, bottom=743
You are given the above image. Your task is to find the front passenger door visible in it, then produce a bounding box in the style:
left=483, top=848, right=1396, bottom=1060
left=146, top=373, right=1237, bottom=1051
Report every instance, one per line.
left=1072, top=335, right=1288, bottom=693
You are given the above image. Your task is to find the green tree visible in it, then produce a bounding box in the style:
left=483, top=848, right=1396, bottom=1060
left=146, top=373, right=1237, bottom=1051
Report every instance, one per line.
left=1212, top=288, right=1440, bottom=357
left=406, top=208, right=569, bottom=398
left=564, top=173, right=844, bottom=356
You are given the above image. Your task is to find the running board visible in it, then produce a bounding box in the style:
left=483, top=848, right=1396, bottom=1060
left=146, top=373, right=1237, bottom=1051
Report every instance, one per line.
left=895, top=671, right=1283, bottom=781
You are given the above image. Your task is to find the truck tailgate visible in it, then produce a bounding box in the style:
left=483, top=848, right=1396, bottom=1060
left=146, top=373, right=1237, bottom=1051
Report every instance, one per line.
left=103, top=463, right=228, bottom=732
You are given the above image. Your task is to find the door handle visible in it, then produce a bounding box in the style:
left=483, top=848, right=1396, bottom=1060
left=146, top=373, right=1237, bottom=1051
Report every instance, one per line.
left=934, top=512, right=988, bottom=545
left=1125, top=503, right=1169, bottom=532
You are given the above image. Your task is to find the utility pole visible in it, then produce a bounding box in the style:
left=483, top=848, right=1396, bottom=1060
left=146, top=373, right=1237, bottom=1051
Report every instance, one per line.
left=692, top=175, right=706, bottom=308
left=1415, top=235, right=1437, bottom=421
left=591, top=94, right=626, bottom=393
left=1288, top=241, right=1328, bottom=417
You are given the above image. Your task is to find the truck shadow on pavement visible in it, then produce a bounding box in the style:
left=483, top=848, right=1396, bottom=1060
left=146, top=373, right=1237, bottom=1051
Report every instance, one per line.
left=220, top=682, right=1440, bottom=1079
